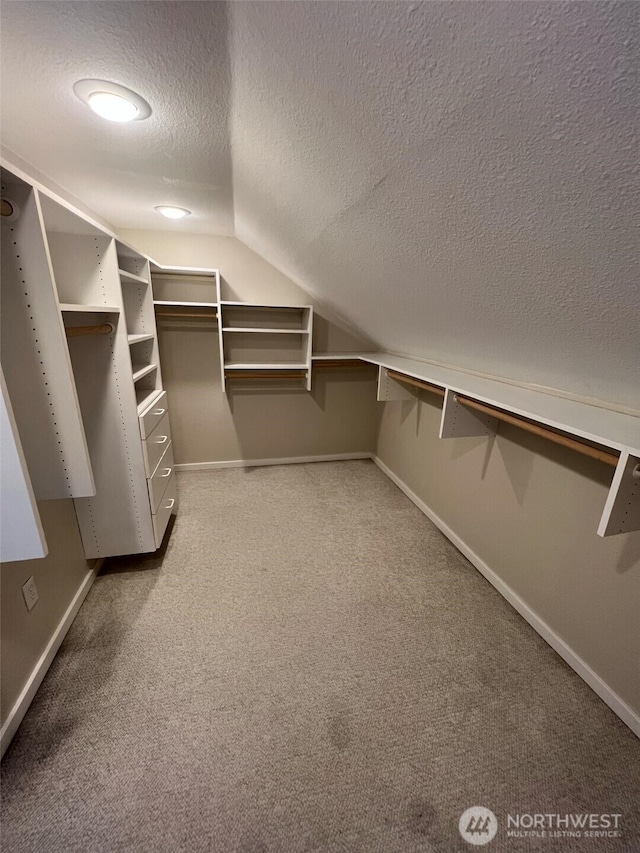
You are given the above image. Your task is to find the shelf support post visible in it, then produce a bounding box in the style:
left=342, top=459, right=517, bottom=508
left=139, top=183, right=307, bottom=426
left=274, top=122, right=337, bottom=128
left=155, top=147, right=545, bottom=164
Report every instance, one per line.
left=598, top=452, right=640, bottom=537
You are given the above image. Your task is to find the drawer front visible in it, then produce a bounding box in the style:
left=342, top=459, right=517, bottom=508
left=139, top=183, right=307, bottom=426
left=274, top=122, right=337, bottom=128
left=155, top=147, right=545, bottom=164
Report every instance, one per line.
left=152, top=473, right=177, bottom=548
left=147, top=441, right=174, bottom=514
left=139, top=391, right=168, bottom=439
left=142, top=412, right=172, bottom=478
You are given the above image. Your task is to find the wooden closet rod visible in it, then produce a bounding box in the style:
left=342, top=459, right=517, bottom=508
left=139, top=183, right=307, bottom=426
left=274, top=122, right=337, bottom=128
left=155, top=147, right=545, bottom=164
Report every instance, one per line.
left=454, top=396, right=619, bottom=467
left=65, top=323, right=114, bottom=338
left=387, top=370, right=446, bottom=397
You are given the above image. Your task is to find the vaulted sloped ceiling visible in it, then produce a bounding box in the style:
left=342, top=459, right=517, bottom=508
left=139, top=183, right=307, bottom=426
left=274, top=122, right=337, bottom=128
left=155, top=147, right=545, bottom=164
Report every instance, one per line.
left=1, top=2, right=638, bottom=407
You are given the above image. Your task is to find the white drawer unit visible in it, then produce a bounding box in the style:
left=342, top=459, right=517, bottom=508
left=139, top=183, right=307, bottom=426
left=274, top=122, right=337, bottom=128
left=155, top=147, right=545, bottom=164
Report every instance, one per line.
left=139, top=390, right=168, bottom=439
left=142, top=412, right=172, bottom=478
left=147, top=441, right=174, bottom=513
left=152, top=473, right=177, bottom=548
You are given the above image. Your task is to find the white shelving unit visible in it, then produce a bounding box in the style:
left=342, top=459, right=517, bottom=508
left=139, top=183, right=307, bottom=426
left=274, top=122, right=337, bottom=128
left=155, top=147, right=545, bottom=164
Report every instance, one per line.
left=150, top=270, right=314, bottom=392
left=119, top=269, right=148, bottom=286
left=0, top=162, right=178, bottom=560
left=317, top=350, right=639, bottom=539
left=219, top=302, right=313, bottom=391
left=5, top=153, right=634, bottom=547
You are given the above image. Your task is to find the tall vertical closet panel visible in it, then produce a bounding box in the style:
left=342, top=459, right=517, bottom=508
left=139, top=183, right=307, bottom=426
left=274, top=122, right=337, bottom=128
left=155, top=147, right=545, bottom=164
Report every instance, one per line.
left=2, top=163, right=177, bottom=560
left=38, top=195, right=155, bottom=557
left=0, top=170, right=94, bottom=499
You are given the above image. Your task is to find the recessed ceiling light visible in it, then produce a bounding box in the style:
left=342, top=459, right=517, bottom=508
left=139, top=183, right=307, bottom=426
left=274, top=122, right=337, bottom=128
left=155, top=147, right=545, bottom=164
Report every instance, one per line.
left=73, top=79, right=152, bottom=122
left=155, top=206, right=191, bottom=219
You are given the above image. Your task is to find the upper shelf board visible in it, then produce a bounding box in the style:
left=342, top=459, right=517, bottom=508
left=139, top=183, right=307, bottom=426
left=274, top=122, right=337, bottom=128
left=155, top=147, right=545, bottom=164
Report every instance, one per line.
left=154, top=300, right=218, bottom=308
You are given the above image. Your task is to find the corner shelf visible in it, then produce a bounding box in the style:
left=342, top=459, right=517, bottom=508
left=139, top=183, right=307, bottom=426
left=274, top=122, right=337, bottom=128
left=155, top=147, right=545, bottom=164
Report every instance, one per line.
left=219, top=302, right=313, bottom=392
left=312, top=352, right=366, bottom=361
left=119, top=269, right=149, bottom=286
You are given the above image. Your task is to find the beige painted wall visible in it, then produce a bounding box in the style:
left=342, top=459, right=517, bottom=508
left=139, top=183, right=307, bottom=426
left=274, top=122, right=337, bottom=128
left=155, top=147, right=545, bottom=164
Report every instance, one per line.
left=375, top=393, right=640, bottom=718
left=1, top=499, right=92, bottom=725
left=120, top=231, right=379, bottom=464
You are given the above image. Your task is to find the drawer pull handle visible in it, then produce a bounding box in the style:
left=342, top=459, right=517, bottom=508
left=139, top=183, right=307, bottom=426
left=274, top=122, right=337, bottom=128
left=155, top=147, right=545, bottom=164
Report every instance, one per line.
left=161, top=468, right=172, bottom=478
left=164, top=498, right=175, bottom=510
left=152, top=408, right=166, bottom=416
left=155, top=435, right=168, bottom=444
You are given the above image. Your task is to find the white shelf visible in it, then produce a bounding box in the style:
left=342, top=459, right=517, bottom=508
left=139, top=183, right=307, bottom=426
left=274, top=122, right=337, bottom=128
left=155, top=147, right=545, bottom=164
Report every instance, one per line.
left=312, top=352, right=366, bottom=361
left=221, top=301, right=312, bottom=309
left=60, top=303, right=120, bottom=313
left=154, top=300, right=218, bottom=308
left=222, top=327, right=308, bottom=334
left=224, top=363, right=309, bottom=371
left=119, top=269, right=148, bottom=285
left=132, top=363, right=158, bottom=382
left=128, top=333, right=155, bottom=345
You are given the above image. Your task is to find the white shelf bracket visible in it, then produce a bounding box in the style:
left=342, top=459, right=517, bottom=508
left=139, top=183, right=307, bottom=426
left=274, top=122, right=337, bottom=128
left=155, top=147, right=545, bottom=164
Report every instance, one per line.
left=439, top=388, right=498, bottom=439
left=597, top=452, right=640, bottom=537
left=377, top=368, right=417, bottom=402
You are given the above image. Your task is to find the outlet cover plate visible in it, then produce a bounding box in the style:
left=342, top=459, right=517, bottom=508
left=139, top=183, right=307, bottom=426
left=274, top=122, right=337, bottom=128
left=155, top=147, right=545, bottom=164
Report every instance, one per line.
left=22, top=576, right=39, bottom=611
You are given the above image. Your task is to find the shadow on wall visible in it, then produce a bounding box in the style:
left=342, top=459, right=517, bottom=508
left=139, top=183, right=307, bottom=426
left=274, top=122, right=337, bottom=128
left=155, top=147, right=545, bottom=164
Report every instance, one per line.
left=616, top=533, right=640, bottom=576
left=494, top=421, right=613, bottom=509
left=385, top=393, right=636, bottom=573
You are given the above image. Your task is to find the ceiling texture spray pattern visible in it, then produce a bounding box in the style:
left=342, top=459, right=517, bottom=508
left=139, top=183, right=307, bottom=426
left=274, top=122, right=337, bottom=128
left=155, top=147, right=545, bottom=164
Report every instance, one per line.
left=229, top=1, right=640, bottom=409
left=1, top=1, right=234, bottom=234
left=1, top=1, right=638, bottom=407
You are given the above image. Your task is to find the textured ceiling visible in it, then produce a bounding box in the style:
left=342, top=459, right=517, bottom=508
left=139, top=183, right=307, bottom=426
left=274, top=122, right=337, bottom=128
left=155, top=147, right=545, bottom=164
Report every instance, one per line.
left=0, top=1, right=234, bottom=234
left=229, top=1, right=640, bottom=408
left=1, top=2, right=639, bottom=406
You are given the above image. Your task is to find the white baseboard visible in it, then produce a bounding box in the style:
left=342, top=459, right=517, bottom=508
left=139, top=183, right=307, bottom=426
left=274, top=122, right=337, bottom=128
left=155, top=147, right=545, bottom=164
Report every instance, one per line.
left=175, top=452, right=373, bottom=472
left=1, top=563, right=100, bottom=757
left=372, top=456, right=640, bottom=739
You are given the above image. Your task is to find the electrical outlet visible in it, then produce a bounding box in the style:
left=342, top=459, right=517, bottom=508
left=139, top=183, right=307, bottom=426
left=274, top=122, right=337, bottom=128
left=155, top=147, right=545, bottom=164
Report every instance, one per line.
left=22, top=576, right=39, bottom=611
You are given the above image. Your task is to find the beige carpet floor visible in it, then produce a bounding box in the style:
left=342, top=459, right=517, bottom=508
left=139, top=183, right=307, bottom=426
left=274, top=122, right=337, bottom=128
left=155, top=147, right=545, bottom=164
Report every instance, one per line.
left=2, top=461, right=639, bottom=853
